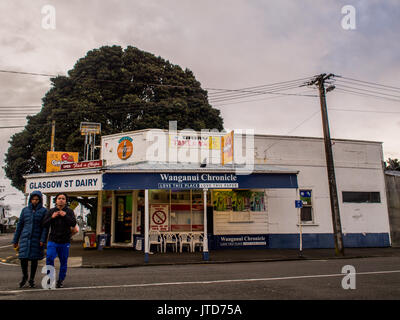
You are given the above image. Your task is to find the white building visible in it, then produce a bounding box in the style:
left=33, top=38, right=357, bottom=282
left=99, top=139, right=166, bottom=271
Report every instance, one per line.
left=24, top=129, right=391, bottom=256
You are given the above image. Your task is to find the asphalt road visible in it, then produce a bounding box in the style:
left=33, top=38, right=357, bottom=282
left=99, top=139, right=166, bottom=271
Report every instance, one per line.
left=1, top=252, right=399, bottom=300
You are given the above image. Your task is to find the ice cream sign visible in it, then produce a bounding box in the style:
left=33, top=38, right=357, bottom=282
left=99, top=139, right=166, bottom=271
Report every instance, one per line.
left=46, top=151, right=79, bottom=172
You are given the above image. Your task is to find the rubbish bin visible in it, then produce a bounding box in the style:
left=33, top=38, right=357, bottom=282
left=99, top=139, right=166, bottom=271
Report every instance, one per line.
left=83, top=231, right=97, bottom=249
left=97, top=234, right=107, bottom=251
left=134, top=235, right=144, bottom=251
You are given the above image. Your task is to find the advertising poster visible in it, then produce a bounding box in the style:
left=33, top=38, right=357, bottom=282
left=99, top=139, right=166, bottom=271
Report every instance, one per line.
left=46, top=151, right=79, bottom=172
left=221, top=131, right=234, bottom=165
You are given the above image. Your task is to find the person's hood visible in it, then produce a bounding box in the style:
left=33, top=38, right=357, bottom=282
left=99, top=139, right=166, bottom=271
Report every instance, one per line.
left=28, top=190, right=43, bottom=210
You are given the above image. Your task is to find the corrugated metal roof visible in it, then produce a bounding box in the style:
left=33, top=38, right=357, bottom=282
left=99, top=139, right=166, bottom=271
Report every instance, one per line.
left=103, top=161, right=299, bottom=174
left=23, top=162, right=299, bottom=180
left=385, top=170, right=400, bottom=177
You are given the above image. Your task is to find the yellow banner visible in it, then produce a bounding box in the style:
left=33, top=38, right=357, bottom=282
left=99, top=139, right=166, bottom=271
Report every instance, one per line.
left=221, top=131, right=234, bottom=166
left=209, top=136, right=221, bottom=150
left=46, top=151, right=79, bottom=172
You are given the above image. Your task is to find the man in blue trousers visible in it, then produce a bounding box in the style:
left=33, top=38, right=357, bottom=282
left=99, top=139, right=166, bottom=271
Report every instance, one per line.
left=42, top=193, right=77, bottom=288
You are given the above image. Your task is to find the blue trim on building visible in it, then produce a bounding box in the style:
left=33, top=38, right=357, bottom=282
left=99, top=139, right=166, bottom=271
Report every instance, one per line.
left=209, top=233, right=390, bottom=249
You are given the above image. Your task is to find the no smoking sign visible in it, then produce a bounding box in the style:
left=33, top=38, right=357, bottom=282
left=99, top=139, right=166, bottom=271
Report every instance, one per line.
left=150, top=204, right=169, bottom=231
left=152, top=210, right=167, bottom=225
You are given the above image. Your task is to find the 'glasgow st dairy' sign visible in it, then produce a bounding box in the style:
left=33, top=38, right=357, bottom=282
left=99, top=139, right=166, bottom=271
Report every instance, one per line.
left=26, top=174, right=102, bottom=193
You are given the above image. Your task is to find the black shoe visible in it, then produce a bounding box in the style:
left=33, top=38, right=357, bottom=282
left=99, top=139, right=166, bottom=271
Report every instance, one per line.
left=56, top=280, right=64, bottom=288
left=28, top=280, right=35, bottom=288
left=19, top=277, right=28, bottom=288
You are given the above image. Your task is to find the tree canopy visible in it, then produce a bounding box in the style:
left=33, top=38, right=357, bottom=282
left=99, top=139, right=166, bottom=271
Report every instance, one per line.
left=385, top=158, right=400, bottom=171
left=4, top=45, right=224, bottom=192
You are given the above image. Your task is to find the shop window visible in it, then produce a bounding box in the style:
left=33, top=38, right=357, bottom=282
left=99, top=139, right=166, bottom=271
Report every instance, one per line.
left=213, top=190, right=265, bottom=212
left=300, top=190, right=313, bottom=222
left=171, top=190, right=191, bottom=232
left=150, top=190, right=169, bottom=203
left=342, top=191, right=381, bottom=203
left=192, top=191, right=204, bottom=231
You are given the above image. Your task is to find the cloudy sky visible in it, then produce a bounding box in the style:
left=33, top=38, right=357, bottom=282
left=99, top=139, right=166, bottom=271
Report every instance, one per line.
left=0, top=0, right=399, bottom=215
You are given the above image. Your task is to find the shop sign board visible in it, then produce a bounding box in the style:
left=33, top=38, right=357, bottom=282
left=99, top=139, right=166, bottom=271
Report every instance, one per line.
left=26, top=173, right=102, bottom=193
left=213, top=234, right=267, bottom=249
left=169, top=134, right=221, bottom=150
left=46, top=151, right=79, bottom=172
left=103, top=172, right=298, bottom=190
left=61, top=160, right=102, bottom=170
left=150, top=204, right=169, bottom=231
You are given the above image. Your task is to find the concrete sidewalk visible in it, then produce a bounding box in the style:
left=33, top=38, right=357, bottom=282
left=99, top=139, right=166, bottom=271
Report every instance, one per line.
left=3, top=238, right=400, bottom=268
left=69, top=240, right=400, bottom=268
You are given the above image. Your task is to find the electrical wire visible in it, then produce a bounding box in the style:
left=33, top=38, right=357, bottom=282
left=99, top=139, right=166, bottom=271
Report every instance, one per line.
left=207, top=77, right=313, bottom=97
left=339, top=76, right=400, bottom=92
left=335, top=87, right=400, bottom=103
left=213, top=90, right=318, bottom=107
left=209, top=84, right=311, bottom=103
left=329, top=108, right=400, bottom=114
left=335, top=83, right=400, bottom=99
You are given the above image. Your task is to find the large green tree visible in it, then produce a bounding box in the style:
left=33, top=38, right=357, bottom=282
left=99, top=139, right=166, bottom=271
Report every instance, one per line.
left=4, top=45, right=224, bottom=192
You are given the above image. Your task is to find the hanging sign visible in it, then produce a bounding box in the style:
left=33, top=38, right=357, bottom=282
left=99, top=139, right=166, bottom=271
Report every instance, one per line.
left=221, top=131, right=234, bottom=165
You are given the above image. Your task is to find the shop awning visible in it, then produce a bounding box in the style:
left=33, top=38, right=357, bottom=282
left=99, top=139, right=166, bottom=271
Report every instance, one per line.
left=102, top=162, right=298, bottom=190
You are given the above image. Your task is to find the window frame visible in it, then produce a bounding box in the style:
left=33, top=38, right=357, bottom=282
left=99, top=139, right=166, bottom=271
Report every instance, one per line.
left=342, top=191, right=381, bottom=203
left=299, top=189, right=314, bottom=224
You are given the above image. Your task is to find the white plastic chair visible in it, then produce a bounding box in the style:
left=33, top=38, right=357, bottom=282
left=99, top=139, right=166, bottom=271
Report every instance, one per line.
left=163, top=233, right=178, bottom=253
left=191, top=232, right=204, bottom=252
left=149, top=230, right=163, bottom=253
left=179, top=233, right=193, bottom=253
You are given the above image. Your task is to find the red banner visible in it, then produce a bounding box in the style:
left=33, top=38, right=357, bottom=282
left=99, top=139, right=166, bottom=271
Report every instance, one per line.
left=61, top=160, right=103, bottom=170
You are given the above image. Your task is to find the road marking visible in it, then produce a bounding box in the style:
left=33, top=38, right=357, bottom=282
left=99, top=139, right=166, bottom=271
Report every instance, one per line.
left=1, top=269, right=400, bottom=294
left=0, top=261, right=18, bottom=267
left=0, top=245, right=13, bottom=249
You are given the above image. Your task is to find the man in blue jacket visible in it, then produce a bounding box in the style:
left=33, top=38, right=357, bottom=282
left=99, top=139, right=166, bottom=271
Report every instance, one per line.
left=42, top=193, right=76, bottom=288
left=12, top=190, right=48, bottom=288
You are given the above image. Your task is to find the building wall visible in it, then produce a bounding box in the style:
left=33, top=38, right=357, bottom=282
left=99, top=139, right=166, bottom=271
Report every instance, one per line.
left=252, top=135, right=390, bottom=247
left=101, top=130, right=391, bottom=248
left=385, top=173, right=400, bottom=247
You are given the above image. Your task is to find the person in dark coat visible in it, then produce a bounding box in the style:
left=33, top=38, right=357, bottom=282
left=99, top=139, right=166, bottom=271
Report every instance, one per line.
left=42, top=193, right=76, bottom=288
left=12, top=190, right=48, bottom=288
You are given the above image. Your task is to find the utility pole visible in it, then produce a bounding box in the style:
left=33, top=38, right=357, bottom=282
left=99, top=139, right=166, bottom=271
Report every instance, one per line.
left=306, top=73, right=345, bottom=256
left=50, top=120, right=56, bottom=151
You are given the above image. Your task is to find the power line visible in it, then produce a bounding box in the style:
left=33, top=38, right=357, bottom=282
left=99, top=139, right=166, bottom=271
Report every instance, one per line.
left=0, top=106, right=41, bottom=109
left=0, top=68, right=315, bottom=98
left=0, top=70, right=56, bottom=77
left=339, top=76, right=400, bottom=92
left=0, top=126, right=25, bottom=129
left=335, top=83, right=400, bottom=99
left=207, top=77, right=313, bottom=97
left=209, top=84, right=311, bottom=103
left=213, top=90, right=318, bottom=106
left=330, top=108, right=400, bottom=114
left=335, top=88, right=400, bottom=103
left=337, top=78, right=400, bottom=94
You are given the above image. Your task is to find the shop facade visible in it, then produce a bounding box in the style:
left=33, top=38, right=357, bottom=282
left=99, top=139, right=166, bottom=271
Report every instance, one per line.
left=24, top=129, right=392, bottom=258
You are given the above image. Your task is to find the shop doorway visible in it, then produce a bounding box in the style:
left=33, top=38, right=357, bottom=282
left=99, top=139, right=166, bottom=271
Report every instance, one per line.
left=115, top=195, right=132, bottom=243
